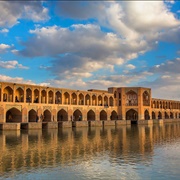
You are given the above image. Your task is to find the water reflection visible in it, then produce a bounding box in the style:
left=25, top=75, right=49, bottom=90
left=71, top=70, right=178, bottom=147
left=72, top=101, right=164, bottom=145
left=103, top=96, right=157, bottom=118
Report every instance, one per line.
left=0, top=123, right=180, bottom=179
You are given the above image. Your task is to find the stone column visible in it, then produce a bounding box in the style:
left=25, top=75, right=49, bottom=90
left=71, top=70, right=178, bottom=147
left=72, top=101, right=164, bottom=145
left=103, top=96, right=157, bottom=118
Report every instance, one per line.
left=13, top=84, right=16, bottom=103
left=77, top=93, right=79, bottom=105
left=39, top=89, right=41, bottom=103
left=138, top=88, right=144, bottom=120
left=46, top=90, right=48, bottom=104
left=121, top=88, right=126, bottom=120
left=24, top=87, right=26, bottom=103
left=61, top=91, right=64, bottom=105
left=53, top=90, right=55, bottom=104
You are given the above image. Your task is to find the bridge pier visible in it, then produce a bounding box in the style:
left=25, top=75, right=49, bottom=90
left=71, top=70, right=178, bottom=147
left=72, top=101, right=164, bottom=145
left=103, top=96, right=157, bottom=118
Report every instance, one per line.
left=0, top=123, right=21, bottom=130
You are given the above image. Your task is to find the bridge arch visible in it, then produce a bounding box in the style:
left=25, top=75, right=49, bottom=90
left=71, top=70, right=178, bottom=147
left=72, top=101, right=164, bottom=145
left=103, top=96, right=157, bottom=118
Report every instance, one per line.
left=170, top=112, right=173, bottom=119
left=152, top=111, right=156, bottom=119
left=158, top=111, right=162, bottom=119
left=73, top=109, right=82, bottom=121
left=6, top=108, right=22, bottom=122
left=55, top=91, right=62, bottom=104
left=87, top=110, right=95, bottom=121
left=43, top=109, right=51, bottom=122
left=144, top=110, right=150, bottom=120
left=111, top=110, right=118, bottom=120
left=109, top=96, right=114, bottom=106
left=15, top=87, right=24, bottom=102
left=57, top=109, right=68, bottom=121
left=3, top=86, right=13, bottom=102
left=126, top=109, right=138, bottom=120
left=64, top=92, right=70, bottom=105
left=28, top=109, right=37, bottom=122
left=26, top=88, right=32, bottom=103
left=165, top=112, right=169, bottom=119
left=79, top=93, right=84, bottom=105
left=100, top=110, right=107, bottom=120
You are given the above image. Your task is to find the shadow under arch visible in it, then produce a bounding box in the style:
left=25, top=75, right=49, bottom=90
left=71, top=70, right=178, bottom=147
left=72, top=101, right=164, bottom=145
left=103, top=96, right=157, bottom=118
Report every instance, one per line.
left=100, top=110, right=107, bottom=120
left=152, top=111, right=156, bottom=119
left=126, top=109, right=138, bottom=120
left=43, top=109, right=51, bottom=122
left=73, top=109, right=82, bottom=121
left=57, top=109, right=68, bottom=121
left=111, top=110, right=118, bottom=120
left=6, top=108, right=22, bottom=122
left=144, top=110, right=150, bottom=120
left=29, top=109, right=37, bottom=122
left=87, top=110, right=95, bottom=121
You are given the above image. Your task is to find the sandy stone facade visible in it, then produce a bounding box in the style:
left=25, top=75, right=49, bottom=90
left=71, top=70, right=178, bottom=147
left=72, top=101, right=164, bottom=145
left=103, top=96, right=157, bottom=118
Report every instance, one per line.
left=0, top=81, right=180, bottom=124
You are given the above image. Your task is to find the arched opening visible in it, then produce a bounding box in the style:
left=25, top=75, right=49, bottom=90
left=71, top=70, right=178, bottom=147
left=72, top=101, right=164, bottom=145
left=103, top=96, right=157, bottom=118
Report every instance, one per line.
left=3, top=86, right=13, bottom=102
left=144, top=110, right=150, bottom=120
left=104, top=96, right=108, bottom=106
left=157, top=101, right=159, bottom=108
left=126, top=109, right=138, bottom=120
left=64, top=92, right=70, bottom=104
left=109, top=96, right=114, bottom=106
left=111, top=110, right=118, bottom=120
left=28, top=109, right=37, bottom=122
left=15, top=87, right=24, bottom=102
left=163, top=102, right=165, bottom=109
left=43, top=110, right=51, bottom=122
left=92, top=95, right=97, bottom=106
left=26, top=88, right=32, bottom=103
left=34, top=89, right=39, bottom=103
left=6, top=108, right=22, bottom=122
left=158, top=111, right=162, bottom=119
left=79, top=93, right=84, bottom=105
left=57, top=109, right=68, bottom=121
left=118, top=92, right=121, bottom=106
left=71, top=93, right=77, bottom=105
left=100, top=110, right=107, bottom=120
left=73, top=109, right=82, bottom=121
left=143, top=91, right=150, bottom=106
left=170, top=112, right=173, bottom=119
left=98, top=95, right=102, bottom=106
left=114, top=91, right=117, bottom=98
left=87, top=110, right=95, bottom=121
left=48, top=90, right=53, bottom=104
left=55, top=91, right=62, bottom=104
left=152, top=111, right=156, bottom=119
left=152, top=101, right=155, bottom=108
left=41, top=90, right=47, bottom=104
left=126, top=90, right=138, bottom=106
left=166, top=102, right=168, bottom=109
left=85, top=94, right=91, bottom=105
left=165, top=112, right=169, bottom=119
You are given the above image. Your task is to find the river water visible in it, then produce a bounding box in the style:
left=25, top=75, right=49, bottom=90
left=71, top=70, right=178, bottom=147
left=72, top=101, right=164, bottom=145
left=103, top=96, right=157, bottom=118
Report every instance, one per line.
left=0, top=123, right=180, bottom=180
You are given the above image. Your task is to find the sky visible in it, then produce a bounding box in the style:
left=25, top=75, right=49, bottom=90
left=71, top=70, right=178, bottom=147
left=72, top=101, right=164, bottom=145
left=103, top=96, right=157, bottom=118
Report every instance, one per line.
left=0, top=0, right=180, bottom=100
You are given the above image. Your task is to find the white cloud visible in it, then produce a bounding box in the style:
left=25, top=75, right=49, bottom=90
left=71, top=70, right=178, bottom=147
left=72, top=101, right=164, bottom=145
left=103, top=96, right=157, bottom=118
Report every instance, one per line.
left=126, top=64, right=136, bottom=70
left=0, top=43, right=10, bottom=53
left=20, top=24, right=144, bottom=79
left=0, top=74, right=34, bottom=85
left=0, top=28, right=9, bottom=33
left=0, top=60, right=29, bottom=69
left=0, top=1, right=49, bottom=28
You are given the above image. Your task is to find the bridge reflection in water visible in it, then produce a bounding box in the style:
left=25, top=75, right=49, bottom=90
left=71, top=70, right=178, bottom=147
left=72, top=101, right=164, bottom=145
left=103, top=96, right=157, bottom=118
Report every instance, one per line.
left=0, top=123, right=180, bottom=179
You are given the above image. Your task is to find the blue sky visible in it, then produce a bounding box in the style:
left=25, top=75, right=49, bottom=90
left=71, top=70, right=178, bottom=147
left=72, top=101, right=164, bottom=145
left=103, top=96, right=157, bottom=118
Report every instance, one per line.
left=0, top=1, right=180, bottom=100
